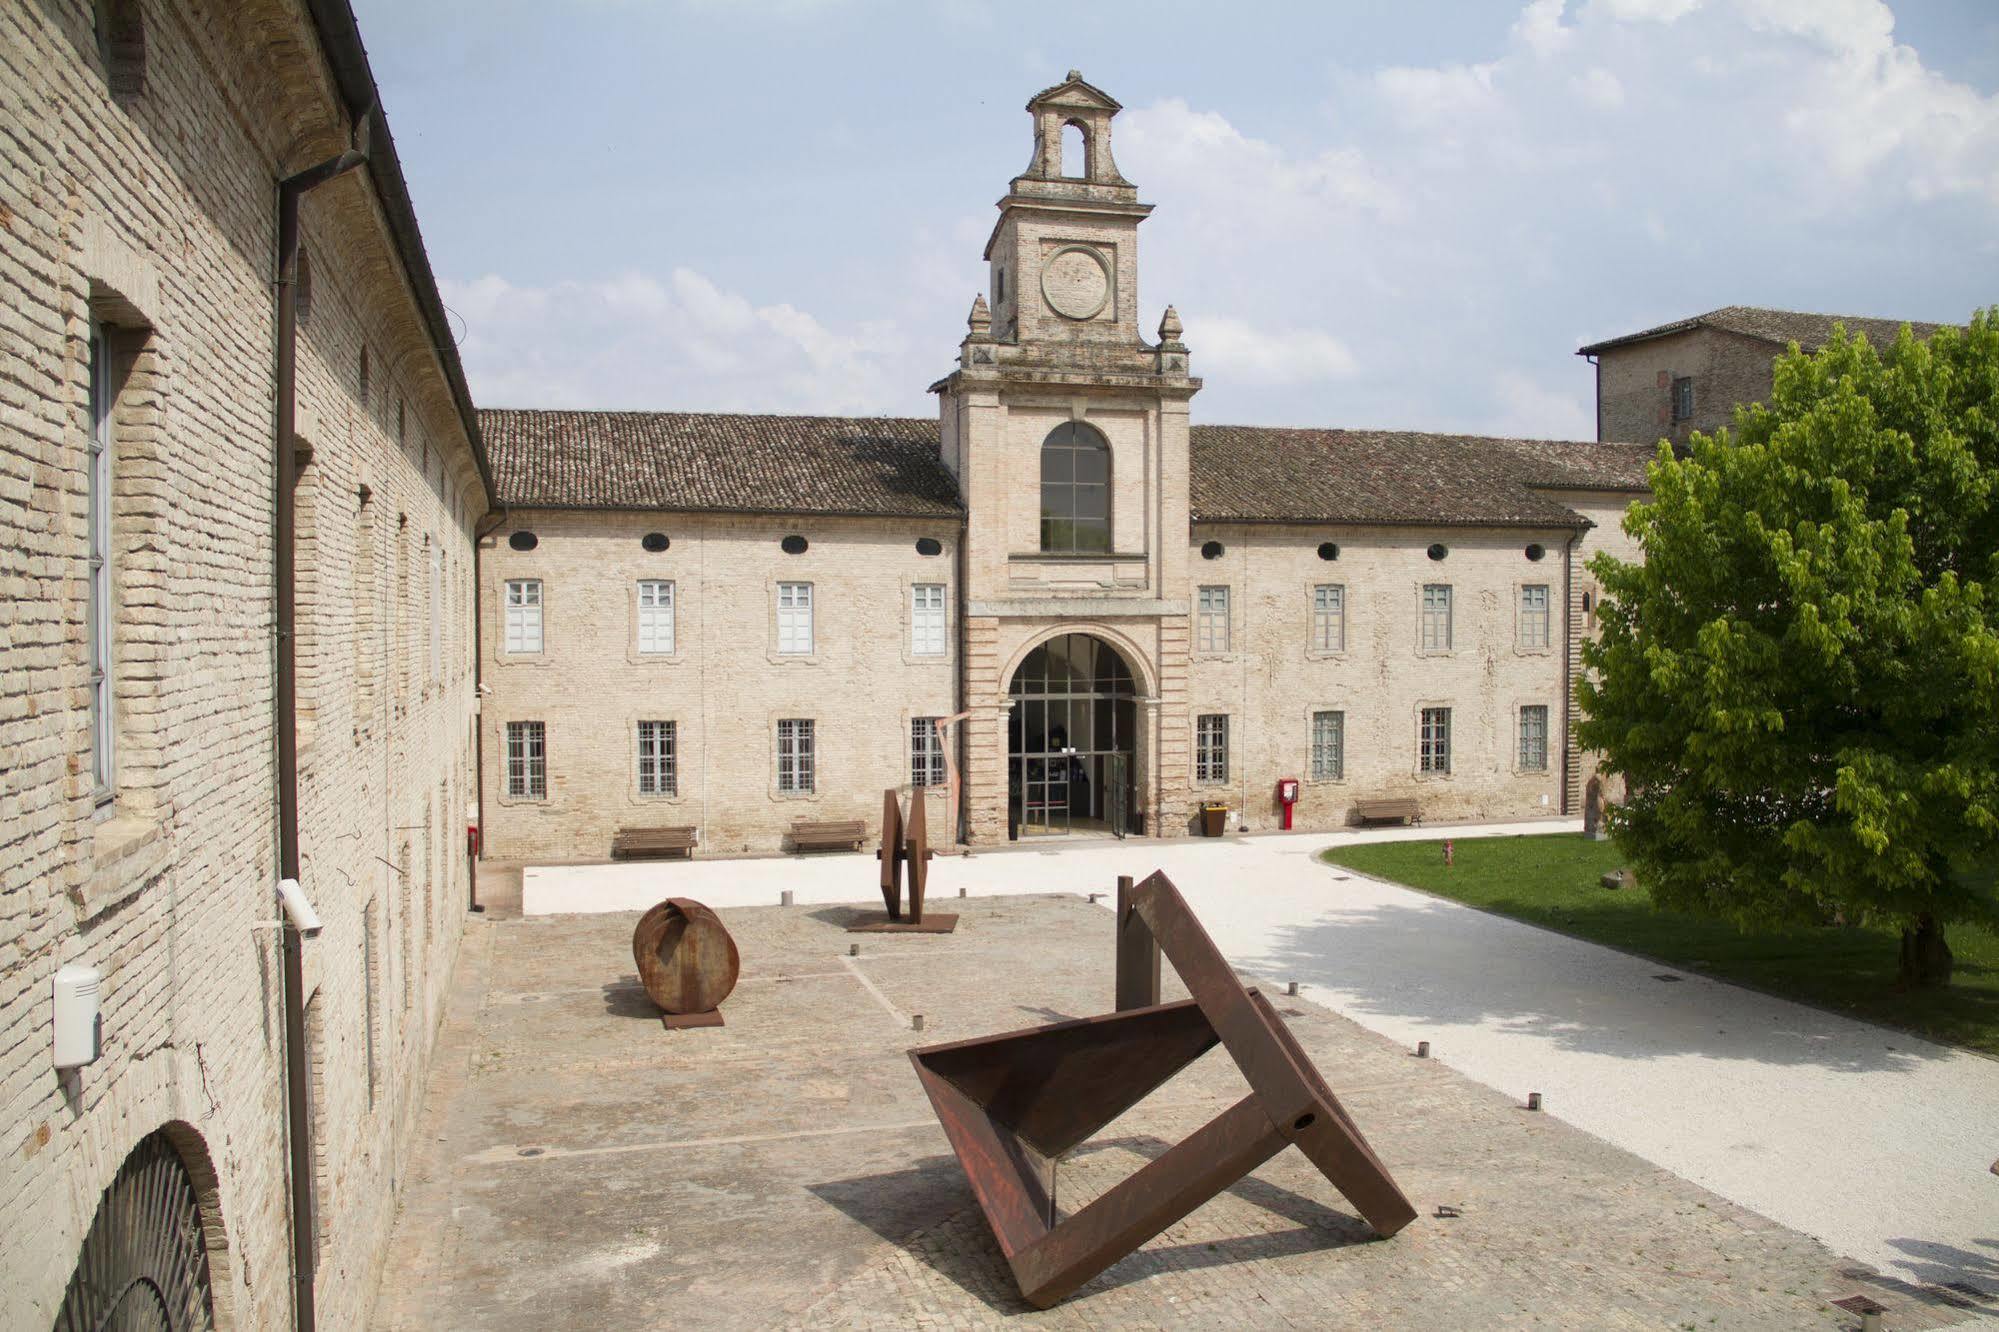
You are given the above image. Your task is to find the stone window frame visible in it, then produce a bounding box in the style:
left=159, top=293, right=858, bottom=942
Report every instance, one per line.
left=502, top=577, right=544, bottom=657
left=634, top=579, right=678, bottom=659
left=1194, top=585, right=1232, bottom=657
left=1515, top=702, right=1551, bottom=774
left=1671, top=375, right=1695, bottom=422
left=1417, top=583, right=1454, bottom=655
left=773, top=580, right=816, bottom=660
left=1307, top=707, right=1347, bottom=785
left=1038, top=420, right=1113, bottom=554
left=1307, top=581, right=1347, bottom=657
left=1415, top=703, right=1453, bottom=779
left=1515, top=581, right=1553, bottom=654
left=503, top=719, right=547, bottom=802
left=1193, top=712, right=1230, bottom=786
left=635, top=718, right=679, bottom=800
left=909, top=581, right=949, bottom=659
left=774, top=716, right=818, bottom=798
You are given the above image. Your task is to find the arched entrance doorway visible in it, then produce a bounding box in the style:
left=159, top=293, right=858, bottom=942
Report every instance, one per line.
left=1007, top=633, right=1140, bottom=838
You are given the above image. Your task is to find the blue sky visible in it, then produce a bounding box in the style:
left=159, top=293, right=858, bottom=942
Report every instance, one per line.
left=353, top=0, right=1999, bottom=439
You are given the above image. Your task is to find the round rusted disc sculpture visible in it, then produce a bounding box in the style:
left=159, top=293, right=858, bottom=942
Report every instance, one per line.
left=631, top=898, right=739, bottom=1015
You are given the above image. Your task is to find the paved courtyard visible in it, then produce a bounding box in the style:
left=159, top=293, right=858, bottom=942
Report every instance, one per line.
left=374, top=890, right=1983, bottom=1329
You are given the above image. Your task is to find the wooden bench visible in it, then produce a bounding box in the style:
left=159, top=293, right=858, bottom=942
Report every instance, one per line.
left=791, top=819, right=867, bottom=853
left=612, top=826, right=697, bottom=860
left=1353, top=798, right=1420, bottom=826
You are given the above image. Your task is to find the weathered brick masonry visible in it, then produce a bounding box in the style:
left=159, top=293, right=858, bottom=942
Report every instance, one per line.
left=1, top=3, right=488, bottom=1327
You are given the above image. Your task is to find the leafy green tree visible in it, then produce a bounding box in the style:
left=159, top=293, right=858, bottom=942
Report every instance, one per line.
left=1578, top=311, right=1999, bottom=986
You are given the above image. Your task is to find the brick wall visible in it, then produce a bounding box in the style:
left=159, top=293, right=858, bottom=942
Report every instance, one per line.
left=0, top=3, right=484, bottom=1327
left=1596, top=327, right=1781, bottom=446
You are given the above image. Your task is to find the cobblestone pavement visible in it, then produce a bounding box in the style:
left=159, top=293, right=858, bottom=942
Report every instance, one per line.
left=372, top=895, right=1988, bottom=1330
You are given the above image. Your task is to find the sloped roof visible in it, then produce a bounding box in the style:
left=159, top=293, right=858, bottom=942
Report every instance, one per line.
left=480, top=409, right=962, bottom=518
left=1187, top=426, right=1652, bottom=528
left=1578, top=305, right=1949, bottom=356
left=481, top=409, right=1654, bottom=526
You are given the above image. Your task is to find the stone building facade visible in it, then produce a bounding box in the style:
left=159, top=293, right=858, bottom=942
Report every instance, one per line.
left=477, top=74, right=1654, bottom=864
left=1581, top=305, right=1947, bottom=447
left=0, top=3, right=489, bottom=1328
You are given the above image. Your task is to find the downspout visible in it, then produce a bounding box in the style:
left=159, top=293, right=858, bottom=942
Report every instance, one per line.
left=1560, top=528, right=1580, bottom=816
left=1585, top=352, right=1601, bottom=441
left=274, top=109, right=370, bottom=1332
left=471, top=504, right=508, bottom=910
left=954, top=511, right=969, bottom=843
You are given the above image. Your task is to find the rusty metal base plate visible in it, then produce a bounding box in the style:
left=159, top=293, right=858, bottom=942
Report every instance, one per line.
left=660, top=1009, right=725, bottom=1030
left=846, top=912, right=959, bottom=934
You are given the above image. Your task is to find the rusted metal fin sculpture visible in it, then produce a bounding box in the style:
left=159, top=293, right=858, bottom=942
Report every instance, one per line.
left=632, top=898, right=738, bottom=1030
left=909, top=870, right=1414, bottom=1308
left=850, top=788, right=958, bottom=933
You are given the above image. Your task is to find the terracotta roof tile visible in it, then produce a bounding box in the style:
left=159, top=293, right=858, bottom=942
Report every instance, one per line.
left=1577, top=305, right=1950, bottom=356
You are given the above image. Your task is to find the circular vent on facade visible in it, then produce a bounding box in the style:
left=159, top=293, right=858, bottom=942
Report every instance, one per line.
left=641, top=532, right=670, bottom=553
left=781, top=535, right=808, bottom=555
left=1525, top=543, right=1545, bottom=561
left=57, top=1129, right=217, bottom=1332
left=507, top=531, right=537, bottom=552
left=1427, top=543, right=1448, bottom=561
left=1200, top=540, right=1225, bottom=560
left=915, top=537, right=943, bottom=557
left=1317, top=541, right=1340, bottom=561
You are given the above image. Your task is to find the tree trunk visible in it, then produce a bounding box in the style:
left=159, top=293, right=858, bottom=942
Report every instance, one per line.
left=1898, top=913, right=1953, bottom=988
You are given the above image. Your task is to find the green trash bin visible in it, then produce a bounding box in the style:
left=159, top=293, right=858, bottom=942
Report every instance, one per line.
left=1201, top=803, right=1228, bottom=837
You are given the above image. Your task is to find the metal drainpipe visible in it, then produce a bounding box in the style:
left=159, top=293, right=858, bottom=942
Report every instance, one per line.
left=274, top=111, right=370, bottom=1332
left=1560, top=528, right=1581, bottom=816
left=954, top=509, right=969, bottom=843
left=471, top=505, right=507, bottom=909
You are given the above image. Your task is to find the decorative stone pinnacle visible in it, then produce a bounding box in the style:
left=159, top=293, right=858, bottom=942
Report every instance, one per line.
left=1067, top=69, right=1082, bottom=82
left=1158, top=304, right=1184, bottom=346
left=967, top=293, right=992, bottom=335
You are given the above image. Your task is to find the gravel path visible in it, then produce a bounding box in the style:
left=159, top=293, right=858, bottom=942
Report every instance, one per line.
left=523, top=822, right=1999, bottom=1305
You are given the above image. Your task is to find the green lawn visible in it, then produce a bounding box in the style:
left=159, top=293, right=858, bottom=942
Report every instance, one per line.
left=1319, top=834, right=1999, bottom=1057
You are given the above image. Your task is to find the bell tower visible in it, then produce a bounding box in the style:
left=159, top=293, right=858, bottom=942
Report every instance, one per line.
left=935, top=73, right=1200, bottom=849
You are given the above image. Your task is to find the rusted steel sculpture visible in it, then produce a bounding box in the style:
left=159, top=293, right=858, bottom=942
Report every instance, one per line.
left=631, top=898, right=739, bottom=1029
left=850, top=789, right=957, bottom=933
left=909, top=870, right=1415, bottom=1308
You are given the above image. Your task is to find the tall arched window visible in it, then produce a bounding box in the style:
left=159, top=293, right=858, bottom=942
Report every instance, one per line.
left=1040, top=422, right=1110, bottom=553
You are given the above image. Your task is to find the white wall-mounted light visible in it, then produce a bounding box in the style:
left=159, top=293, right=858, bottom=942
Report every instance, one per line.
left=53, top=964, right=102, bottom=1070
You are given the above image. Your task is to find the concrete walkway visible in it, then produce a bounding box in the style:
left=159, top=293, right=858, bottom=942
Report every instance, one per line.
left=522, top=823, right=1999, bottom=1308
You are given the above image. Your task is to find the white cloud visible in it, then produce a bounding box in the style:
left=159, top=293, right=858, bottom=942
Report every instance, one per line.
left=1586, top=0, right=1703, bottom=20
left=1512, top=0, right=1575, bottom=58
left=1191, top=316, right=1358, bottom=386
left=1487, top=372, right=1596, bottom=440
left=1372, top=62, right=1500, bottom=129
left=1571, top=67, right=1625, bottom=108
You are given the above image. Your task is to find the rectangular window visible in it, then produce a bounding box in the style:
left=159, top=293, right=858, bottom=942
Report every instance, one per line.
left=87, top=324, right=114, bottom=800
left=363, top=899, right=379, bottom=1109
left=1196, top=585, right=1231, bottom=654
left=777, top=582, right=813, bottom=655
left=1519, top=704, right=1549, bottom=771
left=1311, top=710, right=1345, bottom=782
left=637, top=720, right=677, bottom=796
left=1419, top=707, right=1452, bottom=775
left=910, top=717, right=946, bottom=787
left=1420, top=584, right=1453, bottom=652
left=505, top=720, right=546, bottom=799
left=504, top=579, right=542, bottom=654
left=1195, top=713, right=1229, bottom=784
left=638, top=580, right=675, bottom=655
left=911, top=583, right=947, bottom=657
left=1672, top=375, right=1695, bottom=421
left=777, top=718, right=815, bottom=794
left=1312, top=584, right=1345, bottom=653
left=1519, top=584, right=1551, bottom=650
left=427, top=543, right=442, bottom=683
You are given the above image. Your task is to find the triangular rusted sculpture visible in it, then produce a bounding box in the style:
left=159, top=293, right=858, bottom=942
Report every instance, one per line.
left=909, top=871, right=1415, bottom=1307
left=849, top=789, right=957, bottom=933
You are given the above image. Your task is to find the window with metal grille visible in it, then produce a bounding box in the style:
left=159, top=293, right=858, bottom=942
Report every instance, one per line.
left=1039, top=421, right=1111, bottom=553
left=1311, top=711, right=1345, bottom=782
left=777, top=582, right=813, bottom=655
left=1312, top=584, right=1345, bottom=653
left=1519, top=583, right=1550, bottom=649
left=911, top=583, right=947, bottom=657
left=777, top=718, right=815, bottom=793
left=87, top=323, right=114, bottom=801
left=638, top=580, right=675, bottom=654
left=1518, top=705, right=1549, bottom=771
left=427, top=543, right=441, bottom=683
left=1420, top=584, right=1453, bottom=652
left=504, top=579, right=542, bottom=654
left=505, top=721, right=545, bottom=799
left=1195, top=714, right=1229, bottom=784
left=1419, top=707, right=1452, bottom=775
left=1196, top=586, right=1231, bottom=654
left=638, top=720, right=676, bottom=796
left=911, top=717, right=946, bottom=787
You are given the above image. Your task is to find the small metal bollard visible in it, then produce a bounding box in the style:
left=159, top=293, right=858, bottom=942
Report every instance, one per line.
left=958, top=886, right=966, bottom=898
left=1286, top=980, right=1299, bottom=996
left=1088, top=892, right=1102, bottom=904
left=849, top=943, right=860, bottom=957
left=1416, top=1040, right=1430, bottom=1058
left=781, top=889, right=794, bottom=907
left=1861, top=1311, right=1882, bottom=1332
left=911, top=1014, right=925, bottom=1032
left=1526, top=1092, right=1543, bottom=1111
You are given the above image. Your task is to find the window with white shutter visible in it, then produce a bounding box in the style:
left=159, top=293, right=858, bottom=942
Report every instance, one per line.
left=638, top=580, right=675, bottom=655
left=504, top=579, right=542, bottom=654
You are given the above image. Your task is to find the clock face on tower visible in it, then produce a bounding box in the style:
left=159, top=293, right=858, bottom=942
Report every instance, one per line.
left=1041, top=245, right=1112, bottom=321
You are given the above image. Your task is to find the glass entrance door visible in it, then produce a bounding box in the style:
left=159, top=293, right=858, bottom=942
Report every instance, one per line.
left=1008, top=634, right=1139, bottom=839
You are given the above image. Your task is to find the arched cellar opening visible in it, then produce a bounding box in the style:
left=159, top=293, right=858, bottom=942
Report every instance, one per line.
left=1007, top=633, right=1140, bottom=839
left=57, top=1125, right=220, bottom=1331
